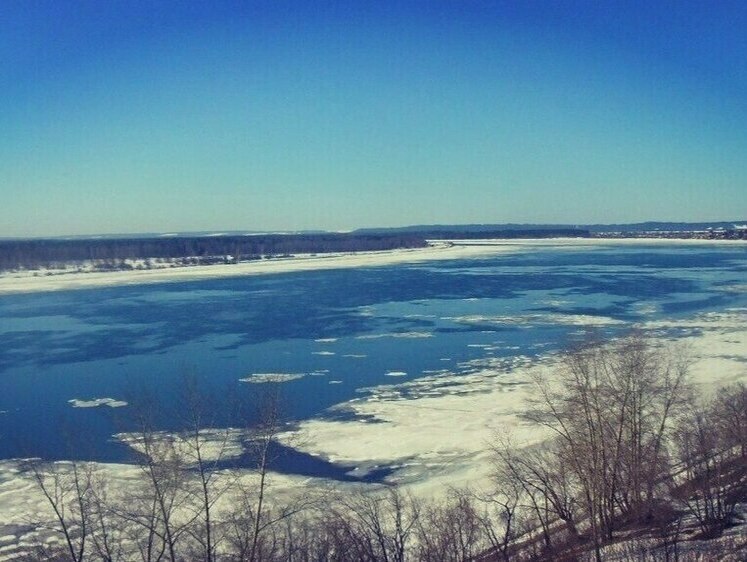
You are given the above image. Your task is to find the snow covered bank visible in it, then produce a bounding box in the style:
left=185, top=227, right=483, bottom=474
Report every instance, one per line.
left=0, top=242, right=505, bottom=295
left=2, top=238, right=743, bottom=295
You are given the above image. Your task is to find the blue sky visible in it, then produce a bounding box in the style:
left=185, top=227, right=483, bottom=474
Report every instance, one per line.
left=1, top=1, right=746, bottom=236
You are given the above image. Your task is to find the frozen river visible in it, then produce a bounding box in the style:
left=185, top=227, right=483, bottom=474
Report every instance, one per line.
left=1, top=240, right=746, bottom=481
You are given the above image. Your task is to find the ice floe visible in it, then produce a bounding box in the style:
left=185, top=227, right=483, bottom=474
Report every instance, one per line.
left=276, top=309, right=747, bottom=498
left=449, top=313, right=626, bottom=327
left=116, top=427, right=247, bottom=463
left=240, top=373, right=305, bottom=383
left=68, top=397, right=128, bottom=408
left=356, top=331, right=433, bottom=340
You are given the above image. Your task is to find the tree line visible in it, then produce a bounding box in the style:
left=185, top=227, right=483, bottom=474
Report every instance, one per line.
left=12, top=334, right=747, bottom=561
left=395, top=229, right=590, bottom=241
left=0, top=234, right=428, bottom=272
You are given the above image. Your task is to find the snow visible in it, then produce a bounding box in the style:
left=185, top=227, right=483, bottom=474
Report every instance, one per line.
left=0, top=457, right=328, bottom=561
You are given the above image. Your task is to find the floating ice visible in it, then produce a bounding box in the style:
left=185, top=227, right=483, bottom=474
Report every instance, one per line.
left=356, top=333, right=389, bottom=340
left=449, top=313, right=625, bottom=327
left=721, top=284, right=747, bottom=293
left=395, top=331, right=433, bottom=338
left=117, top=428, right=246, bottom=463
left=68, top=398, right=128, bottom=408
left=356, top=331, right=433, bottom=340
left=240, top=373, right=305, bottom=383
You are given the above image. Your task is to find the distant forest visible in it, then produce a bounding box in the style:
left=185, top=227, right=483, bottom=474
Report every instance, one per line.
left=0, top=229, right=589, bottom=272
left=0, top=234, right=427, bottom=272
left=411, top=228, right=589, bottom=240
left=355, top=221, right=747, bottom=234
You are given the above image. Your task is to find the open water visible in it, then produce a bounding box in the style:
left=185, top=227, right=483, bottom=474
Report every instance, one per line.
left=1, top=242, right=745, bottom=480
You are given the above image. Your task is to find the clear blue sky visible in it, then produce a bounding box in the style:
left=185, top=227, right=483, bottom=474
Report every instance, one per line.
left=2, top=1, right=746, bottom=237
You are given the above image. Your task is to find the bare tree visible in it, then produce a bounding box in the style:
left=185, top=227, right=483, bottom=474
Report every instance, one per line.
left=612, top=335, right=691, bottom=519
left=176, top=377, right=239, bottom=562
left=524, top=333, right=691, bottom=560
left=478, top=483, right=526, bottom=562
left=711, top=382, right=747, bottom=458
left=225, top=384, right=318, bottom=561
left=331, top=486, right=420, bottom=562
left=671, top=397, right=744, bottom=538
left=86, top=468, right=128, bottom=561
left=245, top=388, right=280, bottom=562
left=492, top=436, right=578, bottom=555
left=414, top=488, right=488, bottom=561
left=23, top=458, right=95, bottom=562
left=112, top=397, right=193, bottom=562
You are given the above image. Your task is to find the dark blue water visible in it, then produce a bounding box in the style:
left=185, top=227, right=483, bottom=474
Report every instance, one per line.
left=1, top=243, right=745, bottom=479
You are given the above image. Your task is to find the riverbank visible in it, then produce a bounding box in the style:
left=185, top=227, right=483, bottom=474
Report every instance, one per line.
left=1, top=237, right=745, bottom=296
left=1, top=307, right=745, bottom=561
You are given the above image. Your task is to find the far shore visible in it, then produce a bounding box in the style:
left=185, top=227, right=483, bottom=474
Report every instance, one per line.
left=1, top=237, right=745, bottom=296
